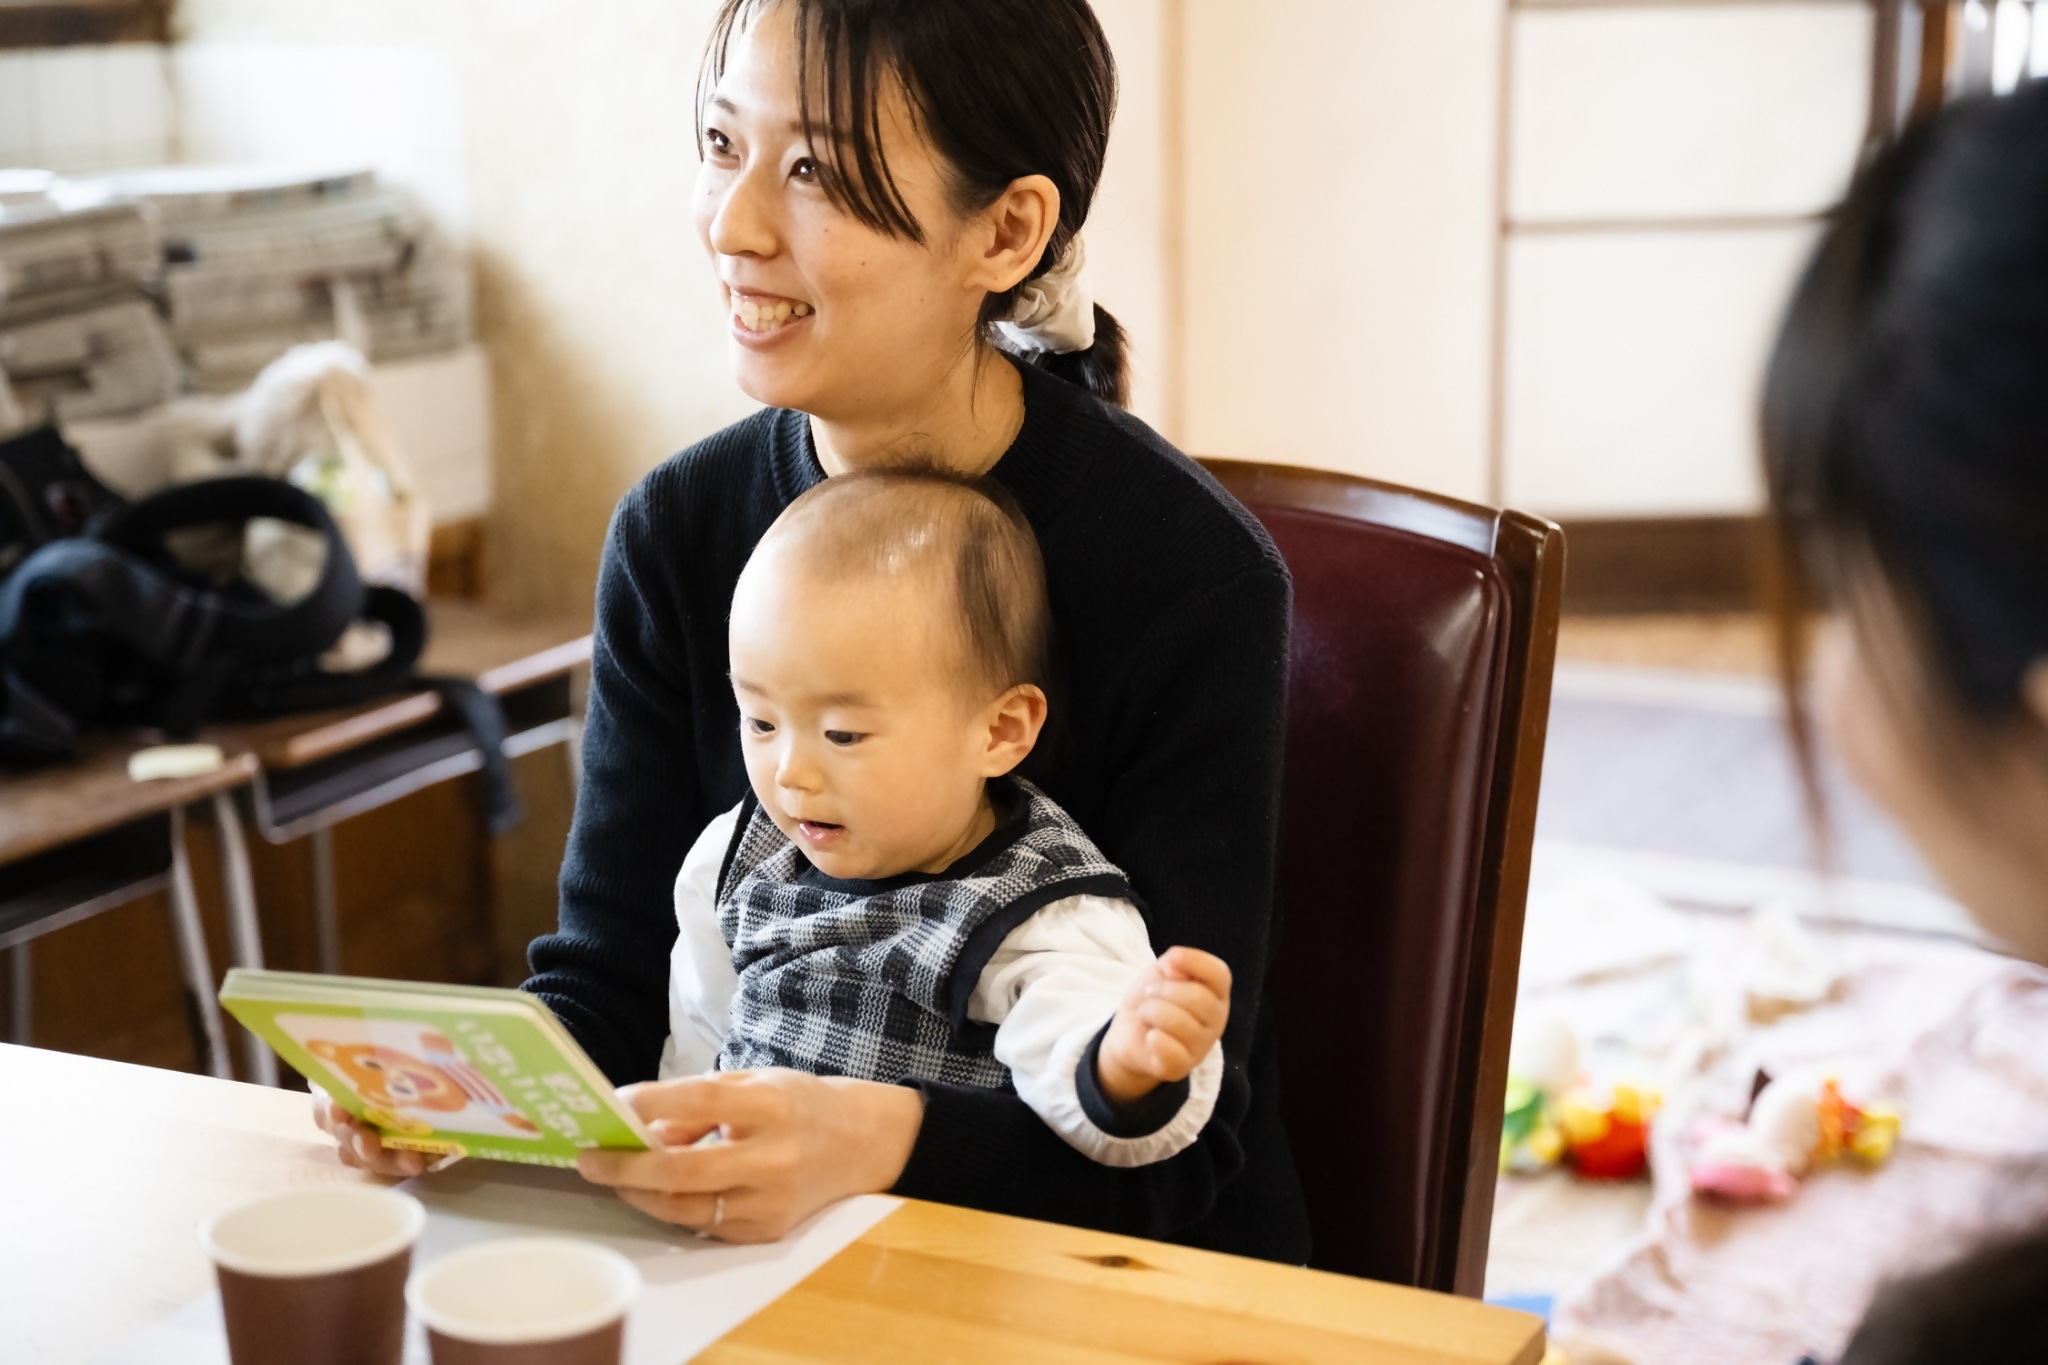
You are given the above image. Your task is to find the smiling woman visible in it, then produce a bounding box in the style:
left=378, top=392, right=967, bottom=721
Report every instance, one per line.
left=314, top=0, right=1309, bottom=1266
left=694, top=0, right=1129, bottom=434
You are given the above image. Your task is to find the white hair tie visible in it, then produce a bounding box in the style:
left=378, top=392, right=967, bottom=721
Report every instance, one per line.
left=996, top=237, right=1095, bottom=355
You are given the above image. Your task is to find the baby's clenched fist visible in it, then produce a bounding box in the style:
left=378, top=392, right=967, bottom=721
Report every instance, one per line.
left=1094, top=946, right=1231, bottom=1106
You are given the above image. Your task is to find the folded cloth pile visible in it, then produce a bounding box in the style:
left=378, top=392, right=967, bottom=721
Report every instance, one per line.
left=59, top=164, right=472, bottom=391
left=0, top=171, right=177, bottom=431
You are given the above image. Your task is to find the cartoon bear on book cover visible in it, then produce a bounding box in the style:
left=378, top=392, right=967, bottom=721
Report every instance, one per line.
left=280, top=1014, right=541, bottom=1140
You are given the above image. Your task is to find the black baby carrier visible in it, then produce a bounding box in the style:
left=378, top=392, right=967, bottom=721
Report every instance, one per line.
left=0, top=425, right=521, bottom=832
left=0, top=426, right=427, bottom=763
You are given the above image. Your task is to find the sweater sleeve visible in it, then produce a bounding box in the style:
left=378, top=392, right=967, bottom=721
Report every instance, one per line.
left=524, top=489, right=710, bottom=1085
left=894, top=564, right=1289, bottom=1239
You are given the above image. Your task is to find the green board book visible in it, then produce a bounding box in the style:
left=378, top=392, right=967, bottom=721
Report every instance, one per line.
left=219, top=968, right=653, bottom=1168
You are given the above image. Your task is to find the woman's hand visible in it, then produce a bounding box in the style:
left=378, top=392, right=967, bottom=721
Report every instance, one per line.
left=577, top=1070, right=924, bottom=1243
left=309, top=1089, right=430, bottom=1179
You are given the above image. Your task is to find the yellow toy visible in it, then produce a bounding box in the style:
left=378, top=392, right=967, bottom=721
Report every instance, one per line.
left=1501, top=1015, right=1661, bottom=1180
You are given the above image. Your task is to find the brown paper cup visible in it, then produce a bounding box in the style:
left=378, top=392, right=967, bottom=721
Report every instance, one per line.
left=408, top=1238, right=639, bottom=1365
left=200, top=1186, right=426, bottom=1365
left=423, top=1319, right=623, bottom=1365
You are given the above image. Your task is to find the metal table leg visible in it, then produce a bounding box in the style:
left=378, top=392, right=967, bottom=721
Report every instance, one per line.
left=166, top=807, right=233, bottom=1080
left=211, top=792, right=277, bottom=1086
left=311, top=825, right=341, bottom=976
left=237, top=670, right=587, bottom=983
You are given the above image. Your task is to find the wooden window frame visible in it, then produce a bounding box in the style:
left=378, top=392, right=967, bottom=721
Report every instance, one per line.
left=0, top=0, right=170, bottom=49
left=1874, top=0, right=2046, bottom=137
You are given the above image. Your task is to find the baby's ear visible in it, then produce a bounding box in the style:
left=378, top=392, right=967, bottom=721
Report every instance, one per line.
left=979, top=683, right=1048, bottom=776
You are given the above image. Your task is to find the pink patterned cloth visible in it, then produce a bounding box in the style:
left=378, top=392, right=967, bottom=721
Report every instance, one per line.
left=1552, top=947, right=2048, bottom=1365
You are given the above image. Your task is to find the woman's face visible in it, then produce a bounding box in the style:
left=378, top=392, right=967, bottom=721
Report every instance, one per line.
left=693, top=7, right=988, bottom=422
left=1814, top=612, right=2048, bottom=963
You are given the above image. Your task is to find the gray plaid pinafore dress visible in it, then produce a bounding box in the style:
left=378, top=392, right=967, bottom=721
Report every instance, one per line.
left=713, top=778, right=1133, bottom=1088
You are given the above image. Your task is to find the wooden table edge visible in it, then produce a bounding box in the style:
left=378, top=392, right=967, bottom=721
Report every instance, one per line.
left=473, top=635, right=593, bottom=695
left=0, top=749, right=260, bottom=866
left=253, top=633, right=593, bottom=770
left=704, top=1196, right=1550, bottom=1365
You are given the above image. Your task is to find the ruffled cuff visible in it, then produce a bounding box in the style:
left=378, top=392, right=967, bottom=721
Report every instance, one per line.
left=1076, top=1022, right=1191, bottom=1137
left=1008, top=1016, right=1222, bottom=1168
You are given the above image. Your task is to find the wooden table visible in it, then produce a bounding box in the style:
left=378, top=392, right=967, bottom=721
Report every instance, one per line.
left=0, top=602, right=593, bottom=1075
left=1, top=735, right=263, bottom=1077
left=1, top=1043, right=1544, bottom=1365
left=0, top=732, right=257, bottom=868
left=0, top=604, right=587, bottom=866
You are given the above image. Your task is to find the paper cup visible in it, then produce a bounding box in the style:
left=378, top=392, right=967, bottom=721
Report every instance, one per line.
left=200, top=1186, right=425, bottom=1365
left=407, top=1237, right=639, bottom=1365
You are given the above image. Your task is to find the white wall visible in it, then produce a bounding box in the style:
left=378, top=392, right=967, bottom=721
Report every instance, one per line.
left=1498, top=0, right=1873, bottom=518
left=1501, top=225, right=1820, bottom=515
left=0, top=45, right=174, bottom=171
left=1508, top=3, right=1873, bottom=224
left=1171, top=0, right=1872, bottom=516
left=170, top=43, right=472, bottom=243
left=1085, top=0, right=1171, bottom=428
left=1177, top=0, right=1505, bottom=501
left=18, top=1, right=1883, bottom=536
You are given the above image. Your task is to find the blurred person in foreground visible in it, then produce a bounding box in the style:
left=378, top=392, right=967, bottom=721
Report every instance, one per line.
left=1763, top=81, right=2048, bottom=1363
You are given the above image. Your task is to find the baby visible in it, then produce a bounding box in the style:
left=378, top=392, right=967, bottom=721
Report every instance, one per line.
left=660, top=466, right=1231, bottom=1165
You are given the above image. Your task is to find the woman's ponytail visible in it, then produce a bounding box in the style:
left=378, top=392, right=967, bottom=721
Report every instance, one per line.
left=1025, top=304, right=1130, bottom=409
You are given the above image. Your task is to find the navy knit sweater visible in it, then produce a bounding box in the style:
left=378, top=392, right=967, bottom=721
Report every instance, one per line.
left=525, top=358, right=1311, bottom=1263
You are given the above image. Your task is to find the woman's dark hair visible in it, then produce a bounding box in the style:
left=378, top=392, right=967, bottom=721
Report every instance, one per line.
left=1762, top=82, right=2048, bottom=785
left=1835, top=1220, right=2048, bottom=1364
left=700, top=0, right=1131, bottom=408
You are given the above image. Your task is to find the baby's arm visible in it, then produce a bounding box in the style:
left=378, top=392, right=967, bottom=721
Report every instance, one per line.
left=1094, top=946, right=1231, bottom=1106
left=969, top=896, right=1226, bottom=1167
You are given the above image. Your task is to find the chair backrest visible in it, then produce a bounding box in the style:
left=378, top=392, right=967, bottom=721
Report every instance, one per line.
left=1201, top=459, right=1563, bottom=1296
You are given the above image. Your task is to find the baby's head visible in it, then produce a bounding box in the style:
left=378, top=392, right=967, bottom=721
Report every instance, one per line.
left=729, top=466, right=1050, bottom=880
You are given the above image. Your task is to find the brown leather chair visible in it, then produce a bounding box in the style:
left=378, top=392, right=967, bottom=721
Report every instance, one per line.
left=1201, top=459, right=1563, bottom=1296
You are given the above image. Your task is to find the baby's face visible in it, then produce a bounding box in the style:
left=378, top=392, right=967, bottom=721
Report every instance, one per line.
left=728, top=547, right=1006, bottom=880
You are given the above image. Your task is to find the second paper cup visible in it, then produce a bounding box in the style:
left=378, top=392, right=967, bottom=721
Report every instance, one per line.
left=407, top=1237, right=640, bottom=1365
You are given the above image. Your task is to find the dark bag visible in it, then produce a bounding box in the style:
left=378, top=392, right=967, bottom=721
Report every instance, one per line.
left=0, top=473, right=425, bottom=762
left=0, top=429, right=523, bottom=834
left=0, top=425, right=127, bottom=579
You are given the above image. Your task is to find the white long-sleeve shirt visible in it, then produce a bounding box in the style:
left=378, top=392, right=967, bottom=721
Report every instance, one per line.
left=658, top=802, right=1221, bottom=1167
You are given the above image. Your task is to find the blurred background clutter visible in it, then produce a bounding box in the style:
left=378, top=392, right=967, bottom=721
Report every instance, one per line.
left=5, top=3, right=2048, bottom=1362
left=13, top=0, right=2044, bottom=615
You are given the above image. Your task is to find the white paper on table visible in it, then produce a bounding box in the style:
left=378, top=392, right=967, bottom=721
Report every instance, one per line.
left=96, top=1163, right=901, bottom=1365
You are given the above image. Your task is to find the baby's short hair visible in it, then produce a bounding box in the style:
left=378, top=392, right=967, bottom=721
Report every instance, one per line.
left=763, top=465, right=1050, bottom=698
